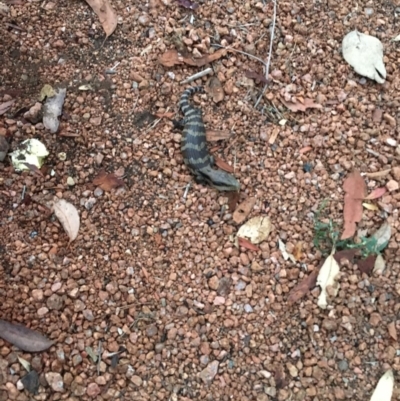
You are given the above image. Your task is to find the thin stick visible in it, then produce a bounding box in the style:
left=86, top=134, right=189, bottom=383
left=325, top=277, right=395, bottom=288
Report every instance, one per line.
left=180, top=68, right=213, bottom=84
left=183, top=182, right=191, bottom=199
left=255, top=0, right=277, bottom=108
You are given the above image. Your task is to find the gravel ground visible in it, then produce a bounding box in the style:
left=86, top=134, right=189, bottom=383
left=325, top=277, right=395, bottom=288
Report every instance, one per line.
left=1, top=0, right=400, bottom=400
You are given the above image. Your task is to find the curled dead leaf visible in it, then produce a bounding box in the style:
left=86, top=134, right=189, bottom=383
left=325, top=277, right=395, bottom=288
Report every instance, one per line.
left=85, top=0, right=118, bottom=38
left=93, top=169, right=124, bottom=192
left=49, top=198, right=80, bottom=242
left=288, top=269, right=319, bottom=304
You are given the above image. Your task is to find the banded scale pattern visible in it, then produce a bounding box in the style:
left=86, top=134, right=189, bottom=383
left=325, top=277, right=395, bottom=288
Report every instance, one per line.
left=178, top=86, right=240, bottom=192
left=179, top=86, right=212, bottom=172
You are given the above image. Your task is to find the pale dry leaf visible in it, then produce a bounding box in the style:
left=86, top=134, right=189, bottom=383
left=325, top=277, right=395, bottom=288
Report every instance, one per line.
left=0, top=320, right=53, bottom=352
left=387, top=322, right=397, bottom=341
left=362, top=202, right=379, bottom=211
left=365, top=169, right=391, bottom=178
left=371, top=221, right=391, bottom=252
left=85, top=0, right=118, bottom=37
left=391, top=34, right=400, bottom=42
left=342, top=30, right=386, bottom=84
left=17, top=355, right=31, bottom=372
left=373, top=254, right=386, bottom=275
left=316, top=253, right=340, bottom=309
left=278, top=239, right=296, bottom=263
left=50, top=199, right=80, bottom=242
left=370, top=369, right=394, bottom=401
left=237, top=216, right=272, bottom=244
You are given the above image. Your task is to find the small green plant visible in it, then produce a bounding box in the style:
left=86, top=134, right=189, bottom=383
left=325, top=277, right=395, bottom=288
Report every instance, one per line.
left=313, top=200, right=383, bottom=258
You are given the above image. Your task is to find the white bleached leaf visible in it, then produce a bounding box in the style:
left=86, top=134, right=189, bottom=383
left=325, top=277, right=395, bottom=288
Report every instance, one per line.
left=237, top=216, right=272, bottom=244
left=342, top=30, right=386, bottom=84
left=373, top=254, right=386, bottom=275
left=370, top=369, right=394, bottom=401
left=17, top=355, right=31, bottom=372
left=278, top=239, right=296, bottom=263
left=316, top=253, right=340, bottom=309
left=50, top=199, right=80, bottom=242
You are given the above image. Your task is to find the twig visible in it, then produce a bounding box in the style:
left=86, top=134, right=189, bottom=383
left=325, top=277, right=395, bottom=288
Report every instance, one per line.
left=255, top=0, right=278, bottom=108
left=180, top=68, right=213, bottom=84
left=97, top=341, right=102, bottom=376
left=183, top=182, right=191, bottom=199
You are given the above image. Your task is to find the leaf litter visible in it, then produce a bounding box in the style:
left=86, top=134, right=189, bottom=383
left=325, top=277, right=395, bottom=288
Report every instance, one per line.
left=49, top=198, right=80, bottom=242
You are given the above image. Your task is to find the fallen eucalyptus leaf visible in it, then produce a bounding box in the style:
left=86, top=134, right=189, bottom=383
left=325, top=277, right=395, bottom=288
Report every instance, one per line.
left=49, top=198, right=80, bottom=242
left=0, top=320, right=53, bottom=352
left=342, top=30, right=386, bottom=84
left=316, top=253, right=340, bottom=309
left=373, top=254, right=386, bottom=275
left=370, top=369, right=394, bottom=401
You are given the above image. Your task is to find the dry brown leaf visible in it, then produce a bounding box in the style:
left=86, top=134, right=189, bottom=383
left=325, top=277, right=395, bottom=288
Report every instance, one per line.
left=93, top=169, right=124, bottom=192
left=287, top=269, right=319, bottom=304
left=158, top=49, right=184, bottom=67
left=0, top=320, right=53, bottom=352
left=299, top=146, right=312, bottom=154
left=387, top=322, right=397, bottom=341
left=206, top=130, right=231, bottom=142
left=214, top=156, right=234, bottom=173
left=227, top=191, right=240, bottom=212
left=0, top=99, right=15, bottom=115
left=365, top=187, right=387, bottom=200
left=207, top=77, right=224, bottom=103
left=292, top=241, right=304, bottom=261
left=357, top=254, right=377, bottom=275
left=244, top=70, right=269, bottom=84
left=237, top=236, right=260, bottom=251
left=281, top=97, right=323, bottom=113
left=232, top=197, right=256, bottom=224
left=50, top=198, right=80, bottom=242
left=85, top=0, right=118, bottom=38
left=341, top=170, right=367, bottom=239
left=159, top=48, right=227, bottom=68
